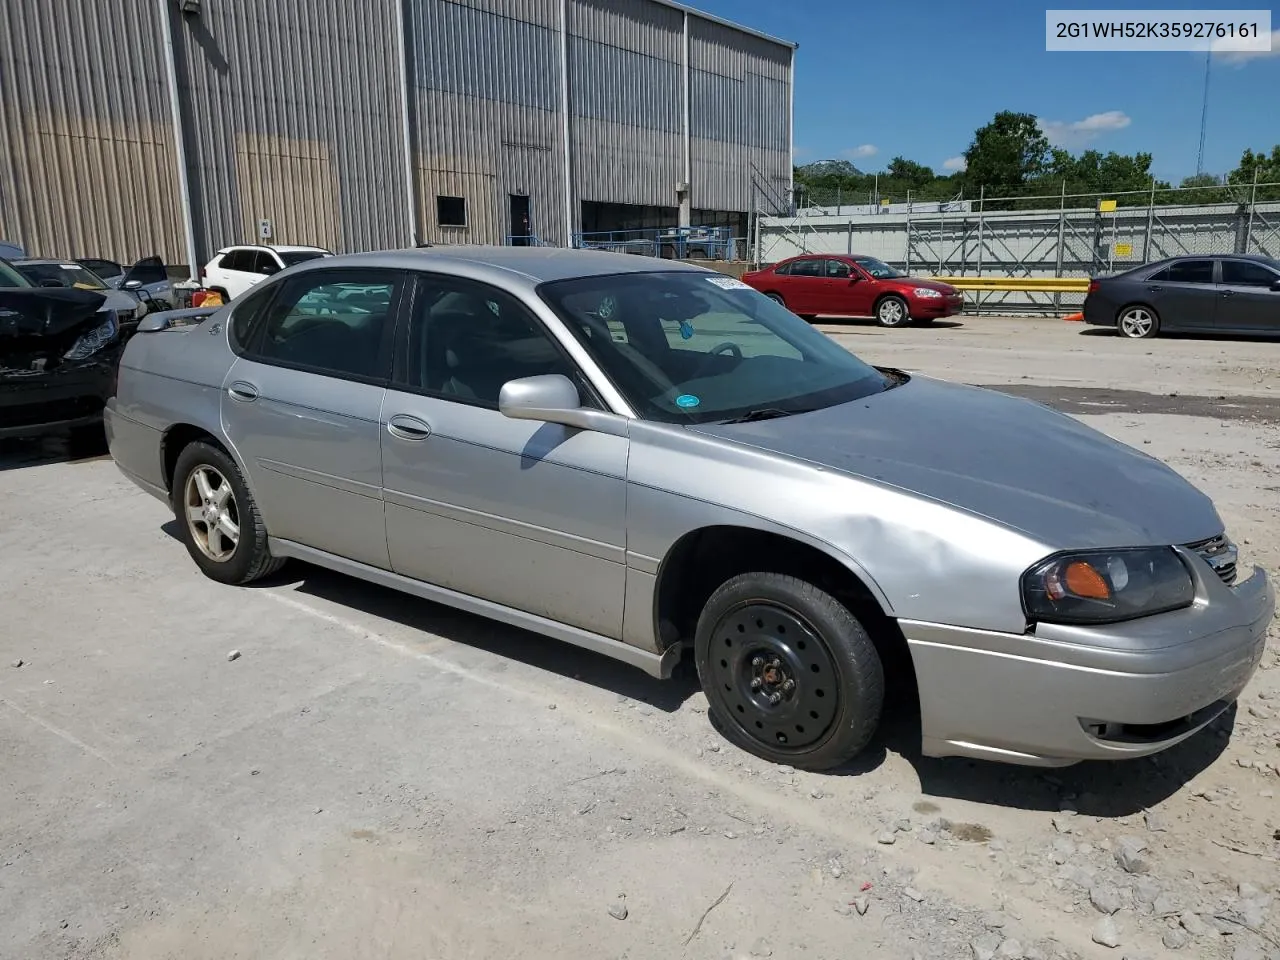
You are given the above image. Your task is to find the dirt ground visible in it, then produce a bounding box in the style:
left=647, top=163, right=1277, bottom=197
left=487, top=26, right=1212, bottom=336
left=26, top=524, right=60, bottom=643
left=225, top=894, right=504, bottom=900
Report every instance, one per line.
left=2, top=316, right=1278, bottom=960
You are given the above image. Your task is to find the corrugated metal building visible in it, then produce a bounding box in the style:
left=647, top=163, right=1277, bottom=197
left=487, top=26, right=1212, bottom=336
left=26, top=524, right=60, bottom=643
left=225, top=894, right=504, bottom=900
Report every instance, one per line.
left=0, top=0, right=794, bottom=274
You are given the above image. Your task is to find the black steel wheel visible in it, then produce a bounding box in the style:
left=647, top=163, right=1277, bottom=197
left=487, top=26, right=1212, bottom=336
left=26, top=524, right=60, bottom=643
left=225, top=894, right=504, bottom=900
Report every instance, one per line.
left=694, top=573, right=885, bottom=770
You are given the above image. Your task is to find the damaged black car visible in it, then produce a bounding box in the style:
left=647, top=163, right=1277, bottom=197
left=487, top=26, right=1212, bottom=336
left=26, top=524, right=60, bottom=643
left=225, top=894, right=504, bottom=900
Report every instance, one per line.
left=1, top=274, right=122, bottom=442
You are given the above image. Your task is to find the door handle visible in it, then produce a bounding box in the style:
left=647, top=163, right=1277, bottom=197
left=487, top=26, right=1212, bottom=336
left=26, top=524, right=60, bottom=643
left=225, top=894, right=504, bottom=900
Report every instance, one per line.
left=227, top=381, right=259, bottom=402
left=1146, top=285, right=1163, bottom=292
left=386, top=414, right=432, bottom=441
left=1220, top=289, right=1235, bottom=297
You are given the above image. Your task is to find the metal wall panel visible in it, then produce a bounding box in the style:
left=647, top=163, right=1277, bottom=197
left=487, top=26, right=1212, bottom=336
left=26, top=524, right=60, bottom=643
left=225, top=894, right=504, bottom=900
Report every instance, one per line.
left=172, top=0, right=408, bottom=259
left=689, top=15, right=791, bottom=215
left=410, top=0, right=567, bottom=246
left=568, top=0, right=682, bottom=212
left=0, top=0, right=184, bottom=263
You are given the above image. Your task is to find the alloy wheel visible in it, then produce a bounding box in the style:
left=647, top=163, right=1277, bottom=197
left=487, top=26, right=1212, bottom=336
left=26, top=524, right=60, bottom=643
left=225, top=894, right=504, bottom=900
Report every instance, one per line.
left=878, top=298, right=906, bottom=325
left=184, top=465, right=240, bottom=562
left=705, top=602, right=840, bottom=751
left=1119, top=308, right=1154, bottom=338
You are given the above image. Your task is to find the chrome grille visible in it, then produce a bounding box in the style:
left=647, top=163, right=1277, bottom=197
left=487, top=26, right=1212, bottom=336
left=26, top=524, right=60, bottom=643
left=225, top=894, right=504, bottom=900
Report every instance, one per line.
left=1185, top=534, right=1238, bottom=586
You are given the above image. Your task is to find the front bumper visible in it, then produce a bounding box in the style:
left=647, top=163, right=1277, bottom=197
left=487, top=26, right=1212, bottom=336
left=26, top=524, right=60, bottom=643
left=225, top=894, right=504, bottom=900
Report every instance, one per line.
left=903, top=559, right=1273, bottom=766
left=0, top=349, right=119, bottom=439
left=912, top=295, right=963, bottom=318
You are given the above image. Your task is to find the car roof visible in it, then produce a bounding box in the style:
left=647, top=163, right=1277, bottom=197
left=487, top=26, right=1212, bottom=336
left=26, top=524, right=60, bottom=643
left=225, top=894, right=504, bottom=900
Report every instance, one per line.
left=294, top=246, right=713, bottom=285
left=13, top=257, right=81, bottom=265
left=215, top=244, right=330, bottom=254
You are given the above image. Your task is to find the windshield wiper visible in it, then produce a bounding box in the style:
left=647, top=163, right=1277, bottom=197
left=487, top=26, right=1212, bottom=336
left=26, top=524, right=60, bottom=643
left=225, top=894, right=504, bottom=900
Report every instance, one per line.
left=718, top=407, right=803, bottom=424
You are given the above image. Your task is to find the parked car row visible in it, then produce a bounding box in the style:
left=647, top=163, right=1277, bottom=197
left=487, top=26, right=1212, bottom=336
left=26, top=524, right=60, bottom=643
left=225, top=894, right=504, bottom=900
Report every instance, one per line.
left=103, top=246, right=1271, bottom=772
left=1, top=242, right=332, bottom=443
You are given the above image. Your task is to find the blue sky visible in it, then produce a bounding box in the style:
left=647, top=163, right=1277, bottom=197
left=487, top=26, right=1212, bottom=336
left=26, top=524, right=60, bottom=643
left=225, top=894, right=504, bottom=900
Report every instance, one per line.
left=692, top=0, right=1280, bottom=181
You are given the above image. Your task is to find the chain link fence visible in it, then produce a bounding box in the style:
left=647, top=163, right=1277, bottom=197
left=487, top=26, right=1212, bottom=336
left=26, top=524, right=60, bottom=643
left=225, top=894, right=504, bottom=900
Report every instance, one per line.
left=757, top=181, right=1280, bottom=313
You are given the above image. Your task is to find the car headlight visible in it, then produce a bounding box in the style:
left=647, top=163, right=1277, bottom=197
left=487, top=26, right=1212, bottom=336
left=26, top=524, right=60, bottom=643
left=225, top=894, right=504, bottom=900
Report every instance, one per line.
left=1021, top=547, right=1194, bottom=625
left=63, top=311, right=119, bottom=361
left=913, top=287, right=943, bottom=299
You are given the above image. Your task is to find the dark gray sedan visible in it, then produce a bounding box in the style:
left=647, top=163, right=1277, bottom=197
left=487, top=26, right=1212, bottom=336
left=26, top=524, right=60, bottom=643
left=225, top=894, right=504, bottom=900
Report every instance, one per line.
left=1083, top=254, right=1280, bottom=338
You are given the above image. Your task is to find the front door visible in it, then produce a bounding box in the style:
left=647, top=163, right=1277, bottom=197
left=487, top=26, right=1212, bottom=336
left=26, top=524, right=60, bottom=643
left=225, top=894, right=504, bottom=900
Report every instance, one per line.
left=1143, top=258, right=1218, bottom=330
left=509, top=194, right=531, bottom=246
left=221, top=267, right=406, bottom=568
left=1218, top=258, right=1280, bottom=333
left=380, top=272, right=628, bottom=638
left=817, top=258, right=863, bottom=316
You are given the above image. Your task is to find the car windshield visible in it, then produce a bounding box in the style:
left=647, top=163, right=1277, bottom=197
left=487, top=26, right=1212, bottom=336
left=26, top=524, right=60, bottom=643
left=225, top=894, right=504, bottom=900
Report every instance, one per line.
left=539, top=271, right=897, bottom=424
left=853, top=257, right=904, bottom=279
left=16, top=262, right=107, bottom=290
left=0, top=258, right=32, bottom=287
left=279, top=251, right=328, bottom=266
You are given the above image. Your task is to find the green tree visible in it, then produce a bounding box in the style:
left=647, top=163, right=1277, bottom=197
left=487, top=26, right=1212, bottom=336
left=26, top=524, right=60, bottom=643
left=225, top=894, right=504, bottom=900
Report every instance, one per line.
left=885, top=157, right=936, bottom=189
left=962, top=111, right=1049, bottom=196
left=1227, top=145, right=1280, bottom=201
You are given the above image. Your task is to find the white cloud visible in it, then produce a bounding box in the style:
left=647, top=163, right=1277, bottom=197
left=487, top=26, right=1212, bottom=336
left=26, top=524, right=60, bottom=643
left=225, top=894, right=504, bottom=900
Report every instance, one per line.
left=843, top=144, right=879, bottom=160
left=942, top=156, right=967, bottom=171
left=1213, top=28, right=1280, bottom=64
left=1037, top=110, right=1131, bottom=148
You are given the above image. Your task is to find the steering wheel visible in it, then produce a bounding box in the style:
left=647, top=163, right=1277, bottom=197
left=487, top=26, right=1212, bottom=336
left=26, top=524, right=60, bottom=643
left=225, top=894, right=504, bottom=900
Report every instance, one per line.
left=709, top=341, right=743, bottom=358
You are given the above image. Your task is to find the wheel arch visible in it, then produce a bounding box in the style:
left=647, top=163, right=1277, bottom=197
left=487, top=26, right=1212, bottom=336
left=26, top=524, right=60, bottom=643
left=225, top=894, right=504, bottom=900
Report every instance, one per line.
left=652, top=525, right=911, bottom=688
left=161, top=423, right=232, bottom=497
left=1115, top=300, right=1159, bottom=322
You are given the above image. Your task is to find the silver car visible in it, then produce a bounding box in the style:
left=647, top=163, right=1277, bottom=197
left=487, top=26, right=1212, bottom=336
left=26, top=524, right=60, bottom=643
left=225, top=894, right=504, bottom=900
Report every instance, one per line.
left=105, top=248, right=1274, bottom=771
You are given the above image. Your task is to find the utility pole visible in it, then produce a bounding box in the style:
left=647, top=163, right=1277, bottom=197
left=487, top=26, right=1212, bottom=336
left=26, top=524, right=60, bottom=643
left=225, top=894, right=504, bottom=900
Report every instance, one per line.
left=1196, top=50, right=1211, bottom=176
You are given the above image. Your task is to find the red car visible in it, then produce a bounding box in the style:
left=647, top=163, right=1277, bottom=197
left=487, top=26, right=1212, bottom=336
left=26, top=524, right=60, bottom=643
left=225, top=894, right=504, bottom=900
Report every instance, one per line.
left=742, top=254, right=963, bottom=327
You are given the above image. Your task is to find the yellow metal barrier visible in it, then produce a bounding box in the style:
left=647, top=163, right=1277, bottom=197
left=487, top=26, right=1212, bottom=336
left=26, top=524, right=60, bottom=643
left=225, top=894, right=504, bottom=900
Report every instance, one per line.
left=932, top=276, right=1091, bottom=293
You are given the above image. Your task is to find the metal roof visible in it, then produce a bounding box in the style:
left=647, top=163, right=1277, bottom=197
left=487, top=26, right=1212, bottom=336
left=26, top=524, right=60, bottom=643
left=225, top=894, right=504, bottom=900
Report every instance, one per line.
left=651, top=0, right=797, bottom=49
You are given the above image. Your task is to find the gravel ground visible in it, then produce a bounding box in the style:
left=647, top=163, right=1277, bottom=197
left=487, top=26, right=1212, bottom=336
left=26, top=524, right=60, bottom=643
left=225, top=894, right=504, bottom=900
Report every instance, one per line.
left=2, top=316, right=1278, bottom=960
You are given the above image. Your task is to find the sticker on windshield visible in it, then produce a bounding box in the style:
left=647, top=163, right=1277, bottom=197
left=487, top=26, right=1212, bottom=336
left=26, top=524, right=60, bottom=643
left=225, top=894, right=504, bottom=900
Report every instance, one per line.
left=678, top=320, right=694, bottom=339
left=705, top=275, right=750, bottom=290
left=675, top=394, right=701, bottom=409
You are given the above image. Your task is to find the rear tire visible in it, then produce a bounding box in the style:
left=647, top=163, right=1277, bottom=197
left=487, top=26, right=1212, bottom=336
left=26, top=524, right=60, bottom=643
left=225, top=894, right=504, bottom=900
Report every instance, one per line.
left=694, top=573, right=885, bottom=771
left=172, top=441, right=284, bottom=585
left=876, top=296, right=910, bottom=327
left=1116, top=305, right=1159, bottom=339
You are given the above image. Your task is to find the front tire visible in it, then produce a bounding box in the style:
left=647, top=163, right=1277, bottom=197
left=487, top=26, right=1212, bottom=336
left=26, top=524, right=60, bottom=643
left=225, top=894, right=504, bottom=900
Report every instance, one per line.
left=172, top=441, right=284, bottom=585
left=1117, top=305, right=1159, bottom=339
left=876, top=296, right=910, bottom=327
left=694, top=573, right=885, bottom=771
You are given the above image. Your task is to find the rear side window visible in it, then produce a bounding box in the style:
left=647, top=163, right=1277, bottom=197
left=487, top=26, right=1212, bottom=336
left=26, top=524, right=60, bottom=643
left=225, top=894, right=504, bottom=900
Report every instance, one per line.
left=79, top=258, right=122, bottom=279
left=773, top=262, right=792, bottom=276
left=250, top=250, right=281, bottom=276
left=788, top=259, right=822, bottom=277
left=1149, top=260, right=1214, bottom=284
left=220, top=250, right=249, bottom=272
left=251, top=269, right=404, bottom=381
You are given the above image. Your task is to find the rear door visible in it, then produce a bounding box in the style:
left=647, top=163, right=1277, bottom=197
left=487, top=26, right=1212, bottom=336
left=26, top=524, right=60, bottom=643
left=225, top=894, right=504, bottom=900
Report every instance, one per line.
left=781, top=257, right=824, bottom=314
left=1142, top=258, right=1218, bottom=330
left=221, top=266, right=405, bottom=567
left=1217, top=259, right=1280, bottom=333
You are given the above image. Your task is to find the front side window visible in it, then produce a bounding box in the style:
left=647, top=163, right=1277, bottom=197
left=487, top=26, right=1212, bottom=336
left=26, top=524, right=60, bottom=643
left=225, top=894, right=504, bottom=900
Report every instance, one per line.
left=825, top=259, right=852, bottom=278
left=1221, top=259, right=1280, bottom=287
left=852, top=256, right=904, bottom=279
left=540, top=271, right=895, bottom=424
left=253, top=269, right=403, bottom=380
left=402, top=275, right=579, bottom=406
left=121, top=255, right=167, bottom=286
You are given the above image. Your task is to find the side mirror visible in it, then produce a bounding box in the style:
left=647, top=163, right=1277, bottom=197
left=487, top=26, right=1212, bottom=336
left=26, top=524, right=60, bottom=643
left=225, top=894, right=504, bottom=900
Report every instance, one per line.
left=123, top=279, right=142, bottom=290
left=498, top=374, right=627, bottom=437
left=1271, top=279, right=1280, bottom=292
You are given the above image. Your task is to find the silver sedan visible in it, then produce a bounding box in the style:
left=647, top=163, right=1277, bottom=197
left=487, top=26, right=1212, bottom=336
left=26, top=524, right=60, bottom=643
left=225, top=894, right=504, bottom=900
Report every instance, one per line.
left=105, top=247, right=1273, bottom=771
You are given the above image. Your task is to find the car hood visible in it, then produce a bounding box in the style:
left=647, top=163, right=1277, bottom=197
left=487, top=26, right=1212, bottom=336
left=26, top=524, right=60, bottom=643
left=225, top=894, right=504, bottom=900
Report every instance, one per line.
left=691, top=376, right=1222, bottom=548
left=0, top=287, right=107, bottom=367
left=898, top=277, right=956, bottom=294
